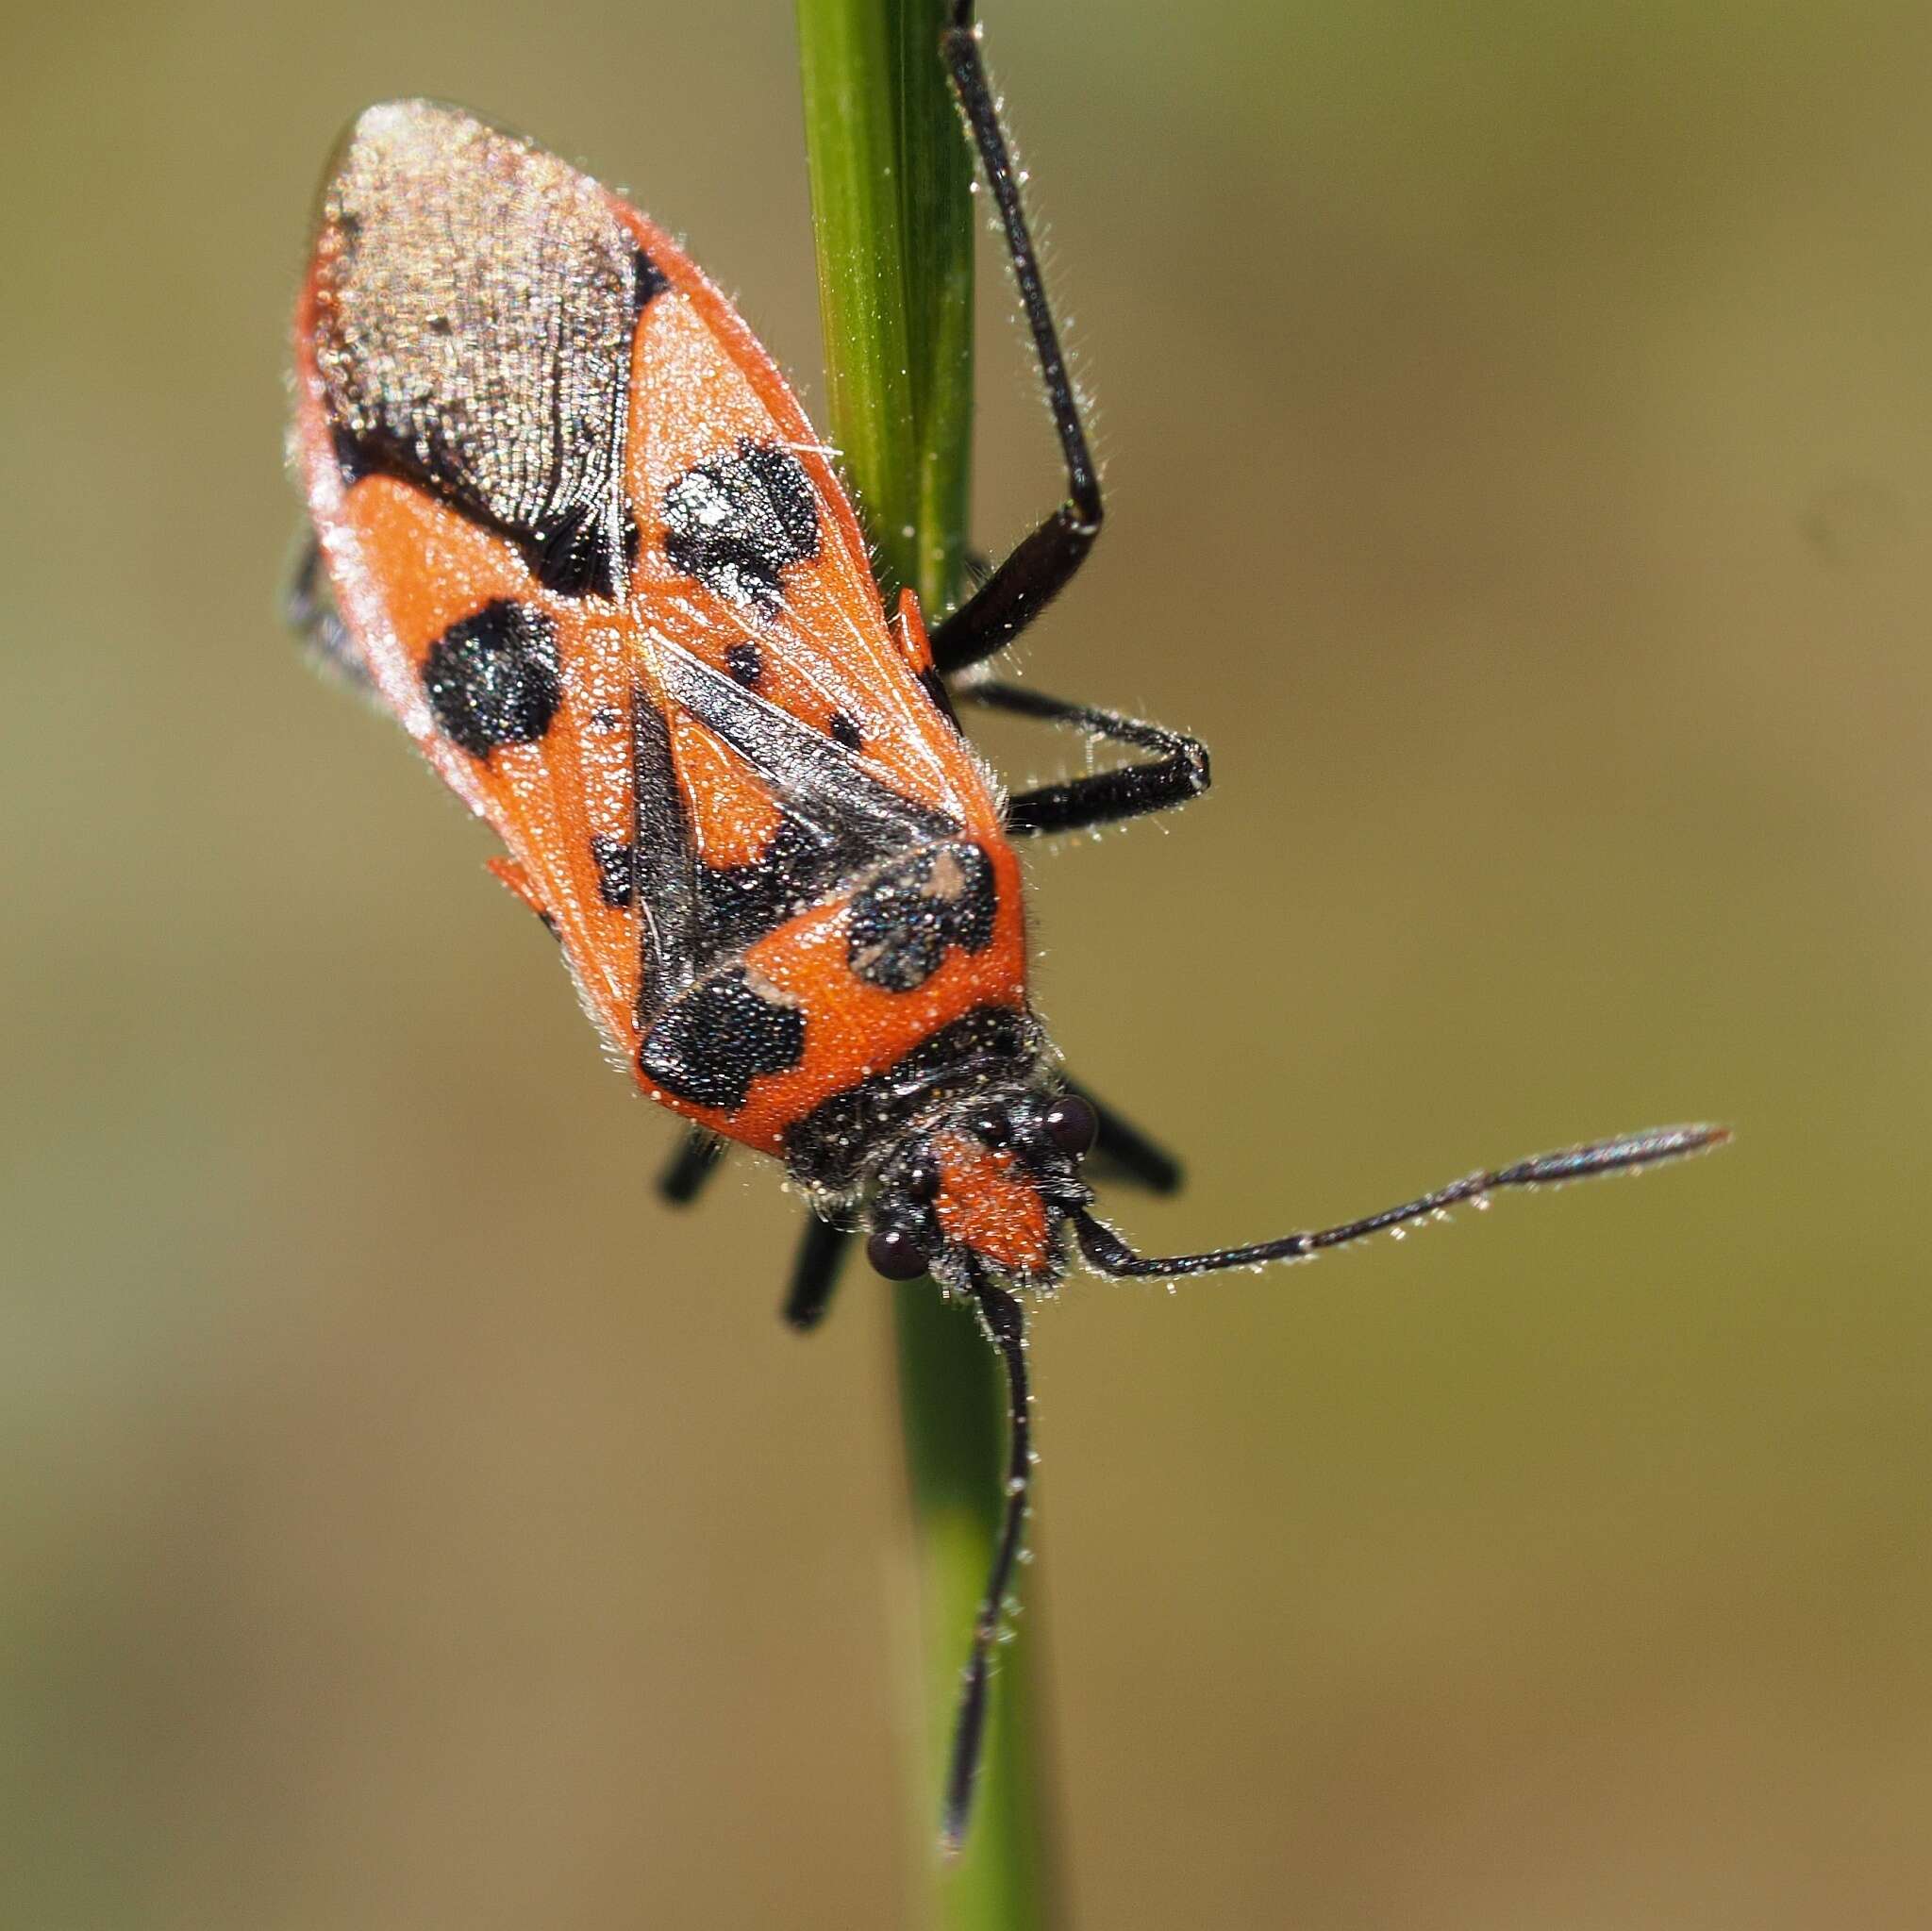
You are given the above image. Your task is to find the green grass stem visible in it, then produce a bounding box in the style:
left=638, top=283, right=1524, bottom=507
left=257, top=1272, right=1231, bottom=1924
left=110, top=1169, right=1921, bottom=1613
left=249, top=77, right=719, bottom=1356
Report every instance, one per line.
left=797, top=3, right=1053, bottom=1923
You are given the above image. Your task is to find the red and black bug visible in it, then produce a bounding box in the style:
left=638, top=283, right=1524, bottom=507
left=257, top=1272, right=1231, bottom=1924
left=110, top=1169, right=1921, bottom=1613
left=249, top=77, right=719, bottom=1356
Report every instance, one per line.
left=288, top=1, right=1724, bottom=1849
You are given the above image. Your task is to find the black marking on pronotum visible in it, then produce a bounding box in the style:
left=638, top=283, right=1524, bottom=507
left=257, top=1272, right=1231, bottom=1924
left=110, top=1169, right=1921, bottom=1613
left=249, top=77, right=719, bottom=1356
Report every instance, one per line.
left=639, top=968, right=806, bottom=1111
left=828, top=710, right=863, bottom=751
left=847, top=842, right=997, bottom=992
left=421, top=601, right=561, bottom=758
left=724, top=641, right=764, bottom=689
left=783, top=1005, right=1041, bottom=1189
left=590, top=834, right=635, bottom=908
left=662, top=439, right=820, bottom=611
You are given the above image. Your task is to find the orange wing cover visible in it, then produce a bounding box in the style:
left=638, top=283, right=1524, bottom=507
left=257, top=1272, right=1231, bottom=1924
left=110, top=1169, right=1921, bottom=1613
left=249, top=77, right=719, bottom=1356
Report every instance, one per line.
left=292, top=101, right=1028, bottom=1159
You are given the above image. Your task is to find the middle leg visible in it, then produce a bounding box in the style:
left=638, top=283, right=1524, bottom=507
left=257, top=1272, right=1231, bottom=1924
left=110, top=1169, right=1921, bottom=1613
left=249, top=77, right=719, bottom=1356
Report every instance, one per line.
left=958, top=679, right=1209, bottom=837
left=658, top=1127, right=724, bottom=1206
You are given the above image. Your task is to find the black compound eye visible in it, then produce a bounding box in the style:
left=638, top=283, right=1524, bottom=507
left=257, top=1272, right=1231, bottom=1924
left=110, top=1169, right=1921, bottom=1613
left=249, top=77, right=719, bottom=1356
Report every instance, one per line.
left=906, top=1158, right=941, bottom=1204
left=866, top=1227, right=931, bottom=1281
left=969, top=1108, right=1012, bottom=1149
left=1043, top=1093, right=1099, bottom=1157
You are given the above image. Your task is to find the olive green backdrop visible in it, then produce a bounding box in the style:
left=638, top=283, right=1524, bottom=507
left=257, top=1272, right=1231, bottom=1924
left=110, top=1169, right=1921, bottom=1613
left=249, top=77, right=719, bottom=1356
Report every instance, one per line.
left=6, top=2, right=1929, bottom=1925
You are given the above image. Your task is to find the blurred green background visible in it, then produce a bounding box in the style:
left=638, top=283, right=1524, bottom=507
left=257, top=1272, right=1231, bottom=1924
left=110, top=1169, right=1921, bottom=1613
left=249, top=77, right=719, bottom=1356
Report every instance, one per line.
left=6, top=0, right=1930, bottom=1924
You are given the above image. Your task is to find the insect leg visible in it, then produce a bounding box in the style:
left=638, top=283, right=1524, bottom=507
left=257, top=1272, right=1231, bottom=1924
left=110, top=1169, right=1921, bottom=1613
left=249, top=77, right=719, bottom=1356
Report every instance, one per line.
left=958, top=679, right=1210, bottom=837
left=783, top=1216, right=853, bottom=1332
left=941, top=1267, right=1034, bottom=1855
left=929, top=2, right=1102, bottom=676
left=1064, top=1078, right=1184, bottom=1193
left=285, top=536, right=372, bottom=691
left=658, top=1127, right=725, bottom=1206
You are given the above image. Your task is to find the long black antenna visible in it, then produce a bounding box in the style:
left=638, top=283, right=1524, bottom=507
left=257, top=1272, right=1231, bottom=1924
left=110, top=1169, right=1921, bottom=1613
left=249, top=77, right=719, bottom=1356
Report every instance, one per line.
left=940, top=1268, right=1035, bottom=1856
left=1076, top=1124, right=1729, bottom=1278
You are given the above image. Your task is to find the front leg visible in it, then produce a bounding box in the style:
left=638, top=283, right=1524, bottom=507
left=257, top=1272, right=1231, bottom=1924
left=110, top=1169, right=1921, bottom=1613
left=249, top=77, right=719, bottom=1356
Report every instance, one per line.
left=928, top=3, right=1103, bottom=675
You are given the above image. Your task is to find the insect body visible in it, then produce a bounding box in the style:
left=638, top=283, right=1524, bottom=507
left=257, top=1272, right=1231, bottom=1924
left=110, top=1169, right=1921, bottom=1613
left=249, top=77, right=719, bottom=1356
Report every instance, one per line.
left=290, top=3, right=1723, bottom=1851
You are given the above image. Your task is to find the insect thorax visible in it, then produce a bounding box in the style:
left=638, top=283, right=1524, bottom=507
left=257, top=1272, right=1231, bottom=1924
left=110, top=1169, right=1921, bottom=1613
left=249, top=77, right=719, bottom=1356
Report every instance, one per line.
left=781, top=1004, right=1047, bottom=1195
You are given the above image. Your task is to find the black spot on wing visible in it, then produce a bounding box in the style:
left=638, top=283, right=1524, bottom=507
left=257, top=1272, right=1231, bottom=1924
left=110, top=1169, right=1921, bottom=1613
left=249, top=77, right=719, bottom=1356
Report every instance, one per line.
left=847, top=842, right=997, bottom=991
left=828, top=711, right=862, bottom=751
left=724, top=641, right=764, bottom=688
left=662, top=440, right=820, bottom=612
left=422, top=601, right=561, bottom=758
left=639, top=969, right=806, bottom=1110
left=590, top=834, right=635, bottom=908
